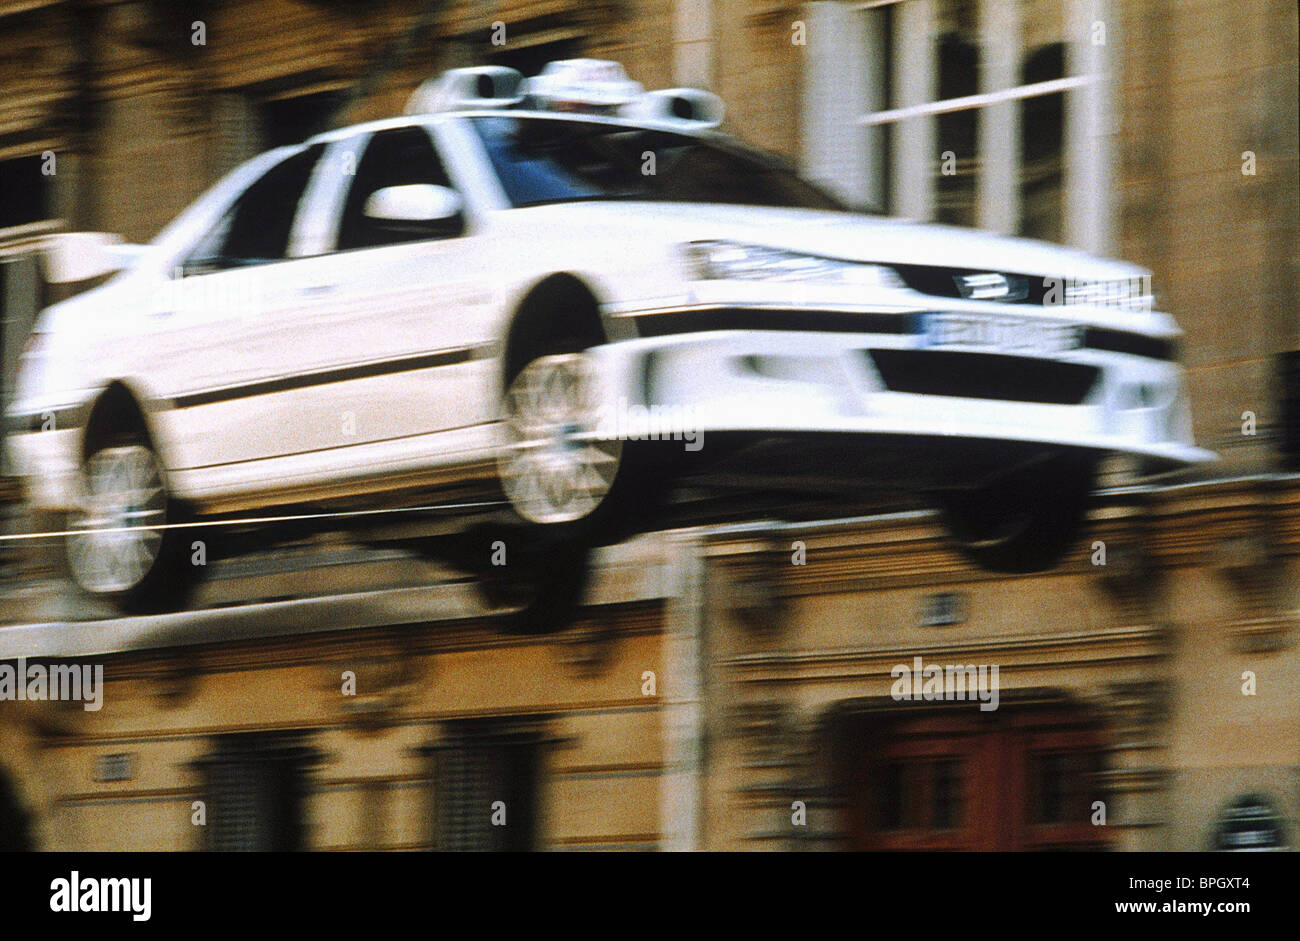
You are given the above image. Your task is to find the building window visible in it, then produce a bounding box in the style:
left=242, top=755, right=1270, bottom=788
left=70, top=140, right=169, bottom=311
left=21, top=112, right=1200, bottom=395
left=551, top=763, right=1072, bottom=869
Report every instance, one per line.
left=0, top=769, right=32, bottom=852
left=1, top=253, right=44, bottom=470
left=932, top=757, right=963, bottom=829
left=487, top=36, right=583, bottom=78
left=256, top=90, right=346, bottom=150
left=878, top=760, right=909, bottom=830
left=199, top=732, right=317, bottom=852
left=1019, top=42, right=1066, bottom=242
left=933, top=1, right=980, bottom=227
left=877, top=757, right=965, bottom=833
left=0, top=155, right=53, bottom=231
left=432, top=718, right=550, bottom=852
left=1028, top=749, right=1103, bottom=825
left=801, top=0, right=1111, bottom=251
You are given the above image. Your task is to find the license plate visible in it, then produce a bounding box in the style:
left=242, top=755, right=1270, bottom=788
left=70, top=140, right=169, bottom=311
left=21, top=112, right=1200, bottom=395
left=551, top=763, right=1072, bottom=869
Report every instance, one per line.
left=920, top=312, right=1082, bottom=355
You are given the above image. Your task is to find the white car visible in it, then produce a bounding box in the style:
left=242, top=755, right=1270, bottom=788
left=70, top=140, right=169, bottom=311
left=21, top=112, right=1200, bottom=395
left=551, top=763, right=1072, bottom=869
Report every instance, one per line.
left=7, top=61, right=1214, bottom=622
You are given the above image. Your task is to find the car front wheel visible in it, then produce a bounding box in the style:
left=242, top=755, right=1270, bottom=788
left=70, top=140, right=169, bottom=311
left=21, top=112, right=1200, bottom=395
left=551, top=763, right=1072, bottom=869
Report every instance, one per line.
left=499, top=346, right=625, bottom=529
left=934, top=452, right=1097, bottom=573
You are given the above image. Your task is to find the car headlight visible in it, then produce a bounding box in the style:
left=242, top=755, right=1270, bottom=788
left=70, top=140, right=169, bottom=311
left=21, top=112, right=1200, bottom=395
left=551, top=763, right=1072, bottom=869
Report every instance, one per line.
left=682, top=240, right=906, bottom=288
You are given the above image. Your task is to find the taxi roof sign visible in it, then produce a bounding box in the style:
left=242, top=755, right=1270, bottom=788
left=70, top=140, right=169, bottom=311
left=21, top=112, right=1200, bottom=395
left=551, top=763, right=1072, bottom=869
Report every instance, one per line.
left=521, top=59, right=645, bottom=110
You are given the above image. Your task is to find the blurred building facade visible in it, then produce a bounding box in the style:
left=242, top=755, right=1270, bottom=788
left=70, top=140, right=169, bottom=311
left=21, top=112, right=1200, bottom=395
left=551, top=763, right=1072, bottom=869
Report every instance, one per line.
left=0, top=0, right=1296, bottom=851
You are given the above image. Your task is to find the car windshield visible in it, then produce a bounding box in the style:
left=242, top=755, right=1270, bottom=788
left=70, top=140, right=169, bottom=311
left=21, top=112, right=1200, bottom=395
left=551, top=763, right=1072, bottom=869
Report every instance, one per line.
left=471, top=115, right=848, bottom=212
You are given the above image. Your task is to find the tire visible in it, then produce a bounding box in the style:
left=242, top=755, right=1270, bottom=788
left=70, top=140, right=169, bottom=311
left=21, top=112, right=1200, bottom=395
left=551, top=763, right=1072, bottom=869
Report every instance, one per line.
left=64, top=429, right=195, bottom=614
left=498, top=333, right=661, bottom=544
left=934, top=452, right=1097, bottom=573
left=436, top=519, right=593, bottom=635
left=482, top=534, right=592, bottom=635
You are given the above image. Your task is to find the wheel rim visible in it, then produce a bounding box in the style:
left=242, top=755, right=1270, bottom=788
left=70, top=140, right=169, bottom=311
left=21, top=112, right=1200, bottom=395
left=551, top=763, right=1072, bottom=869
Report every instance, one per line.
left=499, top=353, right=622, bottom=524
left=67, top=444, right=167, bottom=594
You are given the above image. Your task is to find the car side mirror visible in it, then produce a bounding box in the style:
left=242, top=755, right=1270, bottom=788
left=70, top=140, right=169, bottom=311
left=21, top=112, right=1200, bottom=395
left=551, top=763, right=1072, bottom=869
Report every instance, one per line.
left=363, top=184, right=463, bottom=229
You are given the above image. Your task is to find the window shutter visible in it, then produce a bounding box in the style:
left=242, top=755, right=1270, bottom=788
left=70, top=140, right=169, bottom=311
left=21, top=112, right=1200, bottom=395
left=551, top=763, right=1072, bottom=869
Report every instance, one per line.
left=431, top=719, right=552, bottom=852
left=198, top=733, right=318, bottom=851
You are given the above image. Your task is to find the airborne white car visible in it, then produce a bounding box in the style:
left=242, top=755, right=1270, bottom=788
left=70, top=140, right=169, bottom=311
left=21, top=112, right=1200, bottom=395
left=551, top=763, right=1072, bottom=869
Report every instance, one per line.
left=7, top=61, right=1213, bottom=622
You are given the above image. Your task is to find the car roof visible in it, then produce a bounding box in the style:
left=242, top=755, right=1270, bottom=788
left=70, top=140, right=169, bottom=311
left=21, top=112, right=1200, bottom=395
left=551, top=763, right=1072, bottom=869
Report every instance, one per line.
left=303, top=109, right=718, bottom=147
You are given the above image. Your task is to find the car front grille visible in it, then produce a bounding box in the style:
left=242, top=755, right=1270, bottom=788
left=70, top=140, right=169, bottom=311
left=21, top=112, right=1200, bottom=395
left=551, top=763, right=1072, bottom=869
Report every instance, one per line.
left=866, top=349, right=1100, bottom=405
left=630, top=308, right=1175, bottom=361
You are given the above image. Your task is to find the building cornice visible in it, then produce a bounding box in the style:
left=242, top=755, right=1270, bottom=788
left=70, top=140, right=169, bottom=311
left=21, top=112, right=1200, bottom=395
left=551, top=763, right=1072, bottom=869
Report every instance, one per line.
left=705, top=474, right=1300, bottom=597
left=721, top=624, right=1168, bottom=686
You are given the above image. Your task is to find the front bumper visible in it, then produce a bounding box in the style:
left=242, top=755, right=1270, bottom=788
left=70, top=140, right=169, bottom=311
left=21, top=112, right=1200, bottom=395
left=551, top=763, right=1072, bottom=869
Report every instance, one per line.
left=582, top=319, right=1216, bottom=474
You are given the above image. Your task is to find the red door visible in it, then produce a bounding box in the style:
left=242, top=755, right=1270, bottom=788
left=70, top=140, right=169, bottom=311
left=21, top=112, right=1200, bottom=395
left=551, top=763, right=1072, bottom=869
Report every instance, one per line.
left=841, top=707, right=1110, bottom=851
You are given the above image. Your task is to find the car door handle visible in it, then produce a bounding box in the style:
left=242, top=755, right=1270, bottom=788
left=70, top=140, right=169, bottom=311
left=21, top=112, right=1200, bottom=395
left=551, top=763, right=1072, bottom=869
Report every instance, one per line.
left=300, top=282, right=338, bottom=296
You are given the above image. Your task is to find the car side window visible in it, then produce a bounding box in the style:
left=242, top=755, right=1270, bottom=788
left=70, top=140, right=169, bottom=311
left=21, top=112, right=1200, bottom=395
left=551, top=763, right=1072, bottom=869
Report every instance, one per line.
left=334, top=127, right=463, bottom=251
left=183, top=143, right=325, bottom=275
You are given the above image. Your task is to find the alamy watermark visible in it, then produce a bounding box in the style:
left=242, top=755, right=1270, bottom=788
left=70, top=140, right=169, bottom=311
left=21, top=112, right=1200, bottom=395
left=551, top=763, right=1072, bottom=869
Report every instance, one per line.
left=50, top=871, right=150, bottom=921
left=150, top=266, right=265, bottom=320
left=593, top=396, right=703, bottom=451
left=890, top=656, right=999, bottom=712
left=1041, top=274, right=1153, bottom=311
left=0, top=658, right=103, bottom=711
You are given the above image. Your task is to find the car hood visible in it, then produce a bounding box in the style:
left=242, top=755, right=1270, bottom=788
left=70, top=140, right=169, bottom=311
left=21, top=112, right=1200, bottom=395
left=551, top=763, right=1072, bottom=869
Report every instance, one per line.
left=497, top=201, right=1148, bottom=282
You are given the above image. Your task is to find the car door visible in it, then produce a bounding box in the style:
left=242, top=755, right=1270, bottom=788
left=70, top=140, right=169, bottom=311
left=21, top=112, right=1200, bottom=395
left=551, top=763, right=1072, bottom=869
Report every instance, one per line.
left=141, top=141, right=343, bottom=469
left=272, top=123, right=497, bottom=457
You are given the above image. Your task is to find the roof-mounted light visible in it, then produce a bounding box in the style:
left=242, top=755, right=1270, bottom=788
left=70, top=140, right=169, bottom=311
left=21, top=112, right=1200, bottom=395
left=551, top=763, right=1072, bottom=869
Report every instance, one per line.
left=405, top=65, right=525, bottom=114
left=406, top=59, right=724, bottom=128
left=620, top=88, right=724, bottom=128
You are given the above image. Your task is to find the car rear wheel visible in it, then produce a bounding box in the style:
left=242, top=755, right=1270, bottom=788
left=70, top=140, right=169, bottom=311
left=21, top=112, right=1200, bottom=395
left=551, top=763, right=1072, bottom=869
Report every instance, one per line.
left=64, top=432, right=193, bottom=613
left=934, top=452, right=1097, bottom=573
